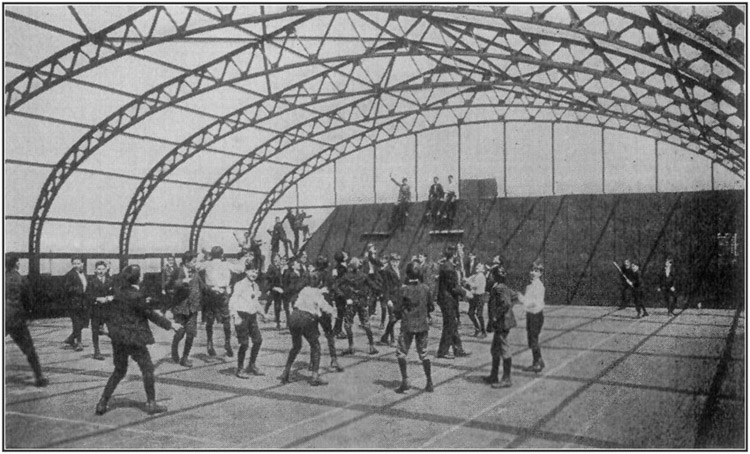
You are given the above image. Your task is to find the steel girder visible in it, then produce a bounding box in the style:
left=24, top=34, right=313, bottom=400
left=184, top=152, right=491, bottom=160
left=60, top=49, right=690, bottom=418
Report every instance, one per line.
left=6, top=5, right=742, bottom=117
left=113, top=8, right=748, bottom=255
left=195, top=72, right=735, bottom=251
left=126, top=9, right=744, bottom=254
left=20, top=5, right=745, bottom=263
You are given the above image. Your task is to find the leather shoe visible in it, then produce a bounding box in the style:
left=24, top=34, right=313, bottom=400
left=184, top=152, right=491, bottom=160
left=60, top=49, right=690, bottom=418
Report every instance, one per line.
left=95, top=399, right=108, bottom=415
left=35, top=376, right=49, bottom=387
left=179, top=358, right=193, bottom=368
left=482, top=375, right=498, bottom=385
left=93, top=352, right=105, bottom=361
left=145, top=400, right=167, bottom=415
left=236, top=368, right=250, bottom=379
left=455, top=351, right=472, bottom=358
left=437, top=354, right=455, bottom=360
left=492, top=378, right=512, bottom=389
left=245, top=365, right=265, bottom=376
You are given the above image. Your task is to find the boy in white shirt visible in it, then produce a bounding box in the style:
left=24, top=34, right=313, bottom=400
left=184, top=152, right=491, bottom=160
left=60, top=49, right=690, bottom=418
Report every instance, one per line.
left=279, top=274, right=337, bottom=386
left=519, top=261, right=545, bottom=373
left=466, top=263, right=488, bottom=338
left=229, top=264, right=265, bottom=379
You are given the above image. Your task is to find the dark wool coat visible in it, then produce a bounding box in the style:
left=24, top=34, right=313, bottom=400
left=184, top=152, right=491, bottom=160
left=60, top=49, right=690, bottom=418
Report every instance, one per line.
left=108, top=285, right=172, bottom=346
left=489, top=282, right=517, bottom=332
left=395, top=281, right=433, bottom=333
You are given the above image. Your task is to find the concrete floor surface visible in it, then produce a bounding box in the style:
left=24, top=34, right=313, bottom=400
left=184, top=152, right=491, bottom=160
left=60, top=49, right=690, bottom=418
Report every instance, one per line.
left=5, top=305, right=745, bottom=449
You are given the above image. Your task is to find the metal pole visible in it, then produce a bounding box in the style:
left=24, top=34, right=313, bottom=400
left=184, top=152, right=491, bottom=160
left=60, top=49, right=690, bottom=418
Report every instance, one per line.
left=414, top=134, right=419, bottom=202
left=711, top=160, right=715, bottom=190
left=457, top=125, right=462, bottom=196
left=503, top=122, right=508, bottom=197
left=551, top=122, right=556, bottom=196
left=654, top=140, right=659, bottom=193
left=333, top=160, right=338, bottom=206
left=601, top=128, right=606, bottom=194
left=373, top=145, right=377, bottom=203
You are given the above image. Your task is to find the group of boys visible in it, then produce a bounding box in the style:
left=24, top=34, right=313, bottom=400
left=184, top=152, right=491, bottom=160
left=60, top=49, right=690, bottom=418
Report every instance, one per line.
left=13, top=238, right=547, bottom=400
left=386, top=174, right=460, bottom=232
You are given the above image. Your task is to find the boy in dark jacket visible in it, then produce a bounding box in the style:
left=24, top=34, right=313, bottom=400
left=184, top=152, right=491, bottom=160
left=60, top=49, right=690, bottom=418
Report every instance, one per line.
left=393, top=262, right=434, bottom=393
left=96, top=265, right=182, bottom=416
left=87, top=261, right=114, bottom=360
left=378, top=253, right=402, bottom=347
left=171, top=252, right=205, bottom=367
left=485, top=261, right=519, bottom=388
left=63, top=257, right=89, bottom=352
left=336, top=257, right=380, bottom=355
left=5, top=256, right=48, bottom=387
left=657, top=257, right=678, bottom=316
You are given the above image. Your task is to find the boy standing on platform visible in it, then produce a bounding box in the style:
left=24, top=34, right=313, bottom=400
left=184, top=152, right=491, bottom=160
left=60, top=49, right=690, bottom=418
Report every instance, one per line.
left=519, top=261, right=545, bottom=372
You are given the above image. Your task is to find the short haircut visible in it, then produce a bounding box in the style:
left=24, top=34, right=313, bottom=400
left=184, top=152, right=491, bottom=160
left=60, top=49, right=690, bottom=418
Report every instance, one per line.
left=244, top=260, right=257, bottom=271
left=443, top=245, right=456, bottom=258
left=491, top=265, right=506, bottom=282
left=307, top=272, right=325, bottom=288
left=210, top=246, right=224, bottom=259
left=94, top=260, right=107, bottom=268
left=6, top=255, right=19, bottom=271
left=532, top=260, right=544, bottom=273
left=182, top=251, right=196, bottom=264
left=70, top=256, right=83, bottom=263
left=348, top=257, right=361, bottom=269
left=405, top=262, right=422, bottom=281
left=121, top=265, right=141, bottom=285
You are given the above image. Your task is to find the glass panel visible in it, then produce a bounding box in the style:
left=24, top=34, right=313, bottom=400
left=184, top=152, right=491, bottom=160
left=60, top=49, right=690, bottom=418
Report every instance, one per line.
left=506, top=122, right=553, bottom=197
left=555, top=123, right=602, bottom=195
left=374, top=136, right=415, bottom=204
left=604, top=130, right=655, bottom=194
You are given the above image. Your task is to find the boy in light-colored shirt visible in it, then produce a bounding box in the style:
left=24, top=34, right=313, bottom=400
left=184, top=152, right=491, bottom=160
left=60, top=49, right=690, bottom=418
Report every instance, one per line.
left=519, top=260, right=546, bottom=372
left=466, top=263, right=488, bottom=338
left=229, top=264, right=265, bottom=379
left=196, top=246, right=246, bottom=357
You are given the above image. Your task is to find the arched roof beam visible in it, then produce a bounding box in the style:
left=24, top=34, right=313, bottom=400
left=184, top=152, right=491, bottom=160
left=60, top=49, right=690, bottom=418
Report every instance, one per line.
left=421, top=11, right=742, bottom=142
left=7, top=5, right=741, bottom=120
left=193, top=95, right=713, bottom=251
left=125, top=50, right=742, bottom=255
left=27, top=9, right=743, bottom=259
left=245, top=107, right=729, bottom=240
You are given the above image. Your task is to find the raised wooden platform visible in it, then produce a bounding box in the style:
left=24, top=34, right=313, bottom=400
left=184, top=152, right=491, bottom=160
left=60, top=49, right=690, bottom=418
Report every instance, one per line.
left=361, top=231, right=391, bottom=239
left=429, top=229, right=464, bottom=236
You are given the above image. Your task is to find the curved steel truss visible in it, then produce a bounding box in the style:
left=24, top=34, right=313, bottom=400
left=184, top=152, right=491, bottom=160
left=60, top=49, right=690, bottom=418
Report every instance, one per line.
left=6, top=5, right=744, bottom=266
